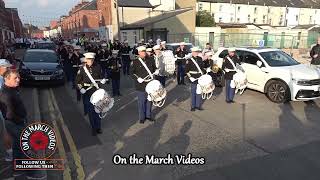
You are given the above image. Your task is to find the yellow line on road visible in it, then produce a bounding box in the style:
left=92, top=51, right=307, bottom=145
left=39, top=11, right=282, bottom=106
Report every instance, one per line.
left=48, top=91, right=72, bottom=180
left=49, top=89, right=85, bottom=180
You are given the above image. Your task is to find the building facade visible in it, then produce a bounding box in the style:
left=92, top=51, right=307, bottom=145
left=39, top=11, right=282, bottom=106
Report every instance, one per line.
left=196, top=0, right=320, bottom=27
left=60, top=0, right=100, bottom=40
left=0, top=0, right=23, bottom=43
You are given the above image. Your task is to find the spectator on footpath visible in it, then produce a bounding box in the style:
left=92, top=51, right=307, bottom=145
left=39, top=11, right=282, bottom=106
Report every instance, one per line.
left=0, top=59, right=13, bottom=162
left=310, top=37, right=320, bottom=65
left=0, top=70, right=27, bottom=178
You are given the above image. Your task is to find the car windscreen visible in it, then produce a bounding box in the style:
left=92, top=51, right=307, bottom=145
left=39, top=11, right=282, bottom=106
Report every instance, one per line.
left=259, top=51, right=300, bottom=67
left=37, top=43, right=56, bottom=49
left=24, top=51, right=58, bottom=63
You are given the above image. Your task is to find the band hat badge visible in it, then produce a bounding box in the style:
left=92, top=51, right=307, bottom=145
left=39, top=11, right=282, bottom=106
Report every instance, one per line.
left=153, top=45, right=161, bottom=50
left=146, top=48, right=153, bottom=52
left=191, top=47, right=202, bottom=52
left=137, top=46, right=146, bottom=52
left=84, top=52, right=96, bottom=59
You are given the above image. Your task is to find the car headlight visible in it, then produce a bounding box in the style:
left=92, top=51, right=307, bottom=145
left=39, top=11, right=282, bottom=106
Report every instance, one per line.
left=292, top=78, right=312, bottom=86
left=55, top=69, right=64, bottom=74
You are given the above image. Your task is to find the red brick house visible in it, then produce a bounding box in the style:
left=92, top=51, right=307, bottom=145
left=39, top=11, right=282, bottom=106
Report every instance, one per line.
left=61, top=0, right=100, bottom=39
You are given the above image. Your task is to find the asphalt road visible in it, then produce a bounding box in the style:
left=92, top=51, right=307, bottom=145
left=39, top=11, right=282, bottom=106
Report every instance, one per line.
left=1, top=49, right=320, bottom=180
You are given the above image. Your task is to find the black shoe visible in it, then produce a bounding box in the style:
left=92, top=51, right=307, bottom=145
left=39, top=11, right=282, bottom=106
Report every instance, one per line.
left=140, top=119, right=145, bottom=124
left=118, top=93, right=122, bottom=96
left=146, top=117, right=155, bottom=122
left=92, top=129, right=97, bottom=136
left=191, top=108, right=195, bottom=111
left=196, top=107, right=204, bottom=111
left=96, top=129, right=103, bottom=134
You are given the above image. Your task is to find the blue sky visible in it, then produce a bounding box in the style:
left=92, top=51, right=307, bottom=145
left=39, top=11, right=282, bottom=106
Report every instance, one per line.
left=4, top=0, right=82, bottom=27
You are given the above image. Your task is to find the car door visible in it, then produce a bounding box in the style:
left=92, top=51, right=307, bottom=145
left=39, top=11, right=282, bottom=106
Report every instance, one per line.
left=241, top=51, right=266, bottom=89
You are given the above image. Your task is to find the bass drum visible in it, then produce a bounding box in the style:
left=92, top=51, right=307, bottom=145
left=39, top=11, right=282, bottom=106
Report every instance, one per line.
left=198, top=74, right=215, bottom=99
left=145, top=80, right=167, bottom=107
left=162, top=50, right=176, bottom=75
left=90, top=89, right=114, bottom=118
left=233, top=70, right=247, bottom=95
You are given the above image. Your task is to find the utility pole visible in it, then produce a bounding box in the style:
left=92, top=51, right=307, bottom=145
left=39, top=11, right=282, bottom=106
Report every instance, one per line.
left=116, top=0, right=121, bottom=41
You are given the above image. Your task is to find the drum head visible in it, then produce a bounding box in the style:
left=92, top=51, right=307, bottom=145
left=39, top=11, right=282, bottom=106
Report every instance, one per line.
left=145, top=80, right=162, bottom=94
left=198, top=75, right=213, bottom=86
left=90, top=89, right=107, bottom=104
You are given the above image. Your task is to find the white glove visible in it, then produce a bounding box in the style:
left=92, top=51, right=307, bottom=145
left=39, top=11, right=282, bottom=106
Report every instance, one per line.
left=137, top=78, right=144, bottom=83
left=154, top=69, right=160, bottom=75
left=80, top=88, right=86, bottom=94
left=100, top=78, right=107, bottom=85
left=225, top=69, right=230, bottom=73
left=206, top=68, right=212, bottom=73
left=119, top=64, right=122, bottom=68
left=190, top=77, right=196, bottom=82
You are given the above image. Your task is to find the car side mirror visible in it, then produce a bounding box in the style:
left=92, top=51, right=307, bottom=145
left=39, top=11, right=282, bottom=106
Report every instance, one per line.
left=256, top=60, right=263, bottom=68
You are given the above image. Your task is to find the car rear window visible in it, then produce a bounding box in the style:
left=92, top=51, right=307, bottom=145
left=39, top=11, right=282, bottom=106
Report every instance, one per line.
left=24, top=51, right=58, bottom=63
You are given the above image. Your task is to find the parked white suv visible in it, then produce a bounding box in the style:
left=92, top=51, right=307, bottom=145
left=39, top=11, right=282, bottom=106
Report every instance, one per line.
left=213, top=47, right=320, bottom=103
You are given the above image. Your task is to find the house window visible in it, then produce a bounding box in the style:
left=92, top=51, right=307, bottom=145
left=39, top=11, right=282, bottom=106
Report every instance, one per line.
left=230, top=17, right=234, bottom=22
left=269, top=19, right=272, bottom=24
left=296, top=15, right=299, bottom=21
left=199, top=3, right=203, bottom=11
left=237, top=18, right=240, bottom=22
left=286, top=8, right=289, bottom=14
left=248, top=14, right=251, bottom=22
left=219, top=17, right=222, bottom=22
left=253, top=18, right=257, bottom=23
left=254, top=7, right=257, bottom=14
left=268, top=8, right=271, bottom=13
left=263, top=15, right=266, bottom=23
left=238, top=6, right=241, bottom=11
left=279, top=15, right=283, bottom=25
left=310, top=16, right=313, bottom=24
left=219, top=5, right=223, bottom=11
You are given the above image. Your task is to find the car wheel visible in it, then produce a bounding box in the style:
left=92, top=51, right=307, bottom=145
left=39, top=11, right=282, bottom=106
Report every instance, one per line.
left=266, top=80, right=290, bottom=103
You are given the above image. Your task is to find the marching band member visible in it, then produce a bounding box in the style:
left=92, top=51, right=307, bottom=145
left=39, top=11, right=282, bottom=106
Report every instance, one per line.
left=185, top=47, right=206, bottom=111
left=175, top=42, right=188, bottom=85
left=153, top=45, right=166, bottom=87
left=131, top=46, right=157, bottom=124
left=120, top=41, right=131, bottom=76
left=160, top=41, right=166, bottom=51
left=222, top=48, right=241, bottom=103
left=146, top=48, right=153, bottom=58
left=97, top=43, right=110, bottom=83
left=108, top=50, right=122, bottom=97
left=76, top=53, right=107, bottom=136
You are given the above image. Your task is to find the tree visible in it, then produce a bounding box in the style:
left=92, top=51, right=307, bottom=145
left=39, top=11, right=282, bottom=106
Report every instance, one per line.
left=196, top=11, right=215, bottom=27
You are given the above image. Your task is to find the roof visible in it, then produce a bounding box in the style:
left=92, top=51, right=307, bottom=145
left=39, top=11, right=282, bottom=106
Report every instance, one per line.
left=121, top=8, right=193, bottom=29
left=118, top=0, right=153, bottom=8
left=198, top=0, right=320, bottom=8
left=291, top=24, right=320, bottom=30
left=216, top=23, right=248, bottom=28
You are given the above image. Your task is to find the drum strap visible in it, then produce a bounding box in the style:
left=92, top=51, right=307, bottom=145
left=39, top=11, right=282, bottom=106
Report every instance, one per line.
left=83, top=66, right=99, bottom=89
left=226, top=56, right=237, bottom=71
left=138, top=58, right=153, bottom=79
left=190, top=58, right=203, bottom=76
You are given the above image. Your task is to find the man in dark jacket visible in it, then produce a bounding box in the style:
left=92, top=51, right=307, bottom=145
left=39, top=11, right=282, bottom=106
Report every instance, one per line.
left=310, top=37, right=320, bottom=65
left=108, top=50, right=122, bottom=96
left=222, top=48, right=241, bottom=103
left=130, top=46, right=157, bottom=124
left=0, top=70, right=28, bottom=177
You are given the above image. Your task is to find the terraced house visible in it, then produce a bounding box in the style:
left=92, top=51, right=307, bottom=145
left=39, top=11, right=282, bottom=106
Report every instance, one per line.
left=196, top=0, right=320, bottom=26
